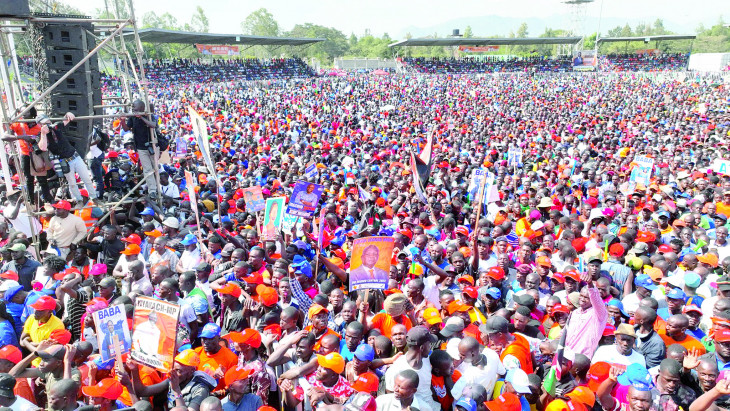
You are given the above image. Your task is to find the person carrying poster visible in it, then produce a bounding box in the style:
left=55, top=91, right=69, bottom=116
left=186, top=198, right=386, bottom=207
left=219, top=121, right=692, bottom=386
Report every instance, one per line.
left=130, top=297, right=180, bottom=372
left=262, top=197, right=285, bottom=241
left=349, top=237, right=394, bottom=291
left=93, top=305, right=132, bottom=362
left=287, top=181, right=323, bottom=218
left=242, top=186, right=265, bottom=212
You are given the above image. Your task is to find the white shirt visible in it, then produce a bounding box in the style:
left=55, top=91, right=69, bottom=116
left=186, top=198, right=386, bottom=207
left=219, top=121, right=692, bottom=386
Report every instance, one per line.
left=8, top=395, right=40, bottom=411
left=376, top=393, right=432, bottom=411
left=591, top=344, right=646, bottom=368
left=179, top=247, right=202, bottom=272
left=452, top=348, right=506, bottom=400
left=2, top=204, right=41, bottom=238
left=385, top=356, right=439, bottom=411
left=160, top=182, right=180, bottom=199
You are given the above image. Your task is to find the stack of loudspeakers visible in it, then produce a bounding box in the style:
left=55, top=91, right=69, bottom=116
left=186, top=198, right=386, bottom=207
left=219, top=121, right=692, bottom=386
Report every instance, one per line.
left=41, top=19, right=101, bottom=157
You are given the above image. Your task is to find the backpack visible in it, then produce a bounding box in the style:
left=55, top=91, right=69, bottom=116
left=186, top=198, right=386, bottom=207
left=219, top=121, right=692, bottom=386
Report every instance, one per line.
left=94, top=126, right=111, bottom=151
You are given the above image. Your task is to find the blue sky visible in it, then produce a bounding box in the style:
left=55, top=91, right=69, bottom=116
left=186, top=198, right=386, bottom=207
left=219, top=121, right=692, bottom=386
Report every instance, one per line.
left=65, top=0, right=726, bottom=38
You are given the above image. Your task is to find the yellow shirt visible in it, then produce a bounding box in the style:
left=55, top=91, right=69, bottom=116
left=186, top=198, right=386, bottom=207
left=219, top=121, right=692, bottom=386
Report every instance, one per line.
left=468, top=307, right=488, bottom=325
left=23, top=315, right=64, bottom=367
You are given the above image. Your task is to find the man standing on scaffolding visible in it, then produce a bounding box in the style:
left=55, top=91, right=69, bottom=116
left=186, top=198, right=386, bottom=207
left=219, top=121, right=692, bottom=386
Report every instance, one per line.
left=121, top=100, right=159, bottom=200
left=37, top=112, right=98, bottom=206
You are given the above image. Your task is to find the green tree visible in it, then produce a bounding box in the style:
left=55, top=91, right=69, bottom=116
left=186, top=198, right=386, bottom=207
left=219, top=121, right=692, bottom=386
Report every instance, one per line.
left=241, top=8, right=280, bottom=36
left=463, top=26, right=474, bottom=38
left=187, top=6, right=209, bottom=33
left=286, top=23, right=349, bottom=64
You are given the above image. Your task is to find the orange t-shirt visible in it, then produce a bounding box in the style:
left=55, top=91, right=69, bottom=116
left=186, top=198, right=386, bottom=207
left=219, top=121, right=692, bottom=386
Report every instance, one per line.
left=14, top=378, right=35, bottom=405
left=659, top=332, right=706, bottom=355
left=118, top=365, right=164, bottom=406
left=194, top=344, right=239, bottom=390
left=432, top=370, right=462, bottom=410
left=303, top=326, right=341, bottom=351
left=371, top=313, right=413, bottom=339
left=717, top=202, right=730, bottom=219
left=10, top=122, right=39, bottom=156
left=500, top=334, right=534, bottom=374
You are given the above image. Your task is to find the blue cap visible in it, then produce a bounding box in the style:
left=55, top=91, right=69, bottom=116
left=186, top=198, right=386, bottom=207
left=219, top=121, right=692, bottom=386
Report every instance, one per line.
left=180, top=233, right=197, bottom=246
left=221, top=216, right=232, bottom=224
left=344, top=216, right=355, bottom=224
left=484, top=287, right=502, bottom=300
left=606, top=299, right=628, bottom=317
left=294, top=240, right=308, bottom=251
left=617, top=363, right=654, bottom=391
left=3, top=285, right=23, bottom=303
left=353, top=343, right=375, bottom=362
left=200, top=323, right=221, bottom=339
left=330, top=237, right=345, bottom=248
left=139, top=207, right=155, bottom=216
left=666, top=288, right=687, bottom=301
left=425, top=227, right=441, bottom=241
left=454, top=397, right=477, bottom=411
left=656, top=210, right=670, bottom=219
left=634, top=274, right=657, bottom=291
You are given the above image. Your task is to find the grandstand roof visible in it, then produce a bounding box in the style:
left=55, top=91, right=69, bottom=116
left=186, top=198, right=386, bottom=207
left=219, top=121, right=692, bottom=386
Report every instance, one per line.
left=597, top=34, right=696, bottom=43
left=389, top=37, right=583, bottom=48
left=121, top=28, right=326, bottom=46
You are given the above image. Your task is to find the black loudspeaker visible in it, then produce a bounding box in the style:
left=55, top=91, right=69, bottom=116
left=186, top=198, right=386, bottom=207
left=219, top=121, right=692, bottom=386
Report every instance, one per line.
left=40, top=22, right=100, bottom=157
left=0, top=0, right=30, bottom=17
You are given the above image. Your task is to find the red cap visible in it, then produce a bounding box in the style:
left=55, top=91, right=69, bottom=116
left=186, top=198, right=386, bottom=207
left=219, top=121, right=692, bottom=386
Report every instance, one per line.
left=455, top=226, right=469, bottom=236
left=587, top=361, right=611, bottom=391
left=121, top=234, right=142, bottom=245
left=0, top=271, right=17, bottom=281
left=223, top=365, right=253, bottom=388
left=52, top=200, right=71, bottom=211
left=657, top=244, right=673, bottom=253
left=462, top=286, right=478, bottom=299
left=50, top=329, right=72, bottom=345
left=485, top=392, right=522, bottom=411
left=551, top=272, right=566, bottom=283
left=564, top=270, right=581, bottom=282
left=716, top=329, right=730, bottom=343
left=0, top=345, right=21, bottom=363
left=255, top=284, right=278, bottom=307
left=29, top=295, right=56, bottom=311
left=609, top=244, right=625, bottom=257
left=243, top=272, right=264, bottom=284
left=553, top=304, right=571, bottom=315
left=352, top=372, right=379, bottom=393
left=81, top=378, right=124, bottom=400
left=487, top=267, right=505, bottom=280
left=602, top=324, right=616, bottom=336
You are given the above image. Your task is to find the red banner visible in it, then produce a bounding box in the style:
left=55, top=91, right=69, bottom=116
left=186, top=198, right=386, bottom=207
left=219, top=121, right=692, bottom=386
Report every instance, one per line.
left=195, top=44, right=240, bottom=55
left=636, top=49, right=661, bottom=55
left=458, top=46, right=500, bottom=53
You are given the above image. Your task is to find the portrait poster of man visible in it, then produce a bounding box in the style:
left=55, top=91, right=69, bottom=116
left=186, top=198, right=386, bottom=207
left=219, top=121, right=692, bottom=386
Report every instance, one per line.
left=263, top=197, right=286, bottom=241
left=130, top=296, right=180, bottom=372
left=92, top=305, right=132, bottom=362
left=242, top=186, right=265, bottom=212
left=349, top=236, right=394, bottom=292
left=286, top=181, right=324, bottom=218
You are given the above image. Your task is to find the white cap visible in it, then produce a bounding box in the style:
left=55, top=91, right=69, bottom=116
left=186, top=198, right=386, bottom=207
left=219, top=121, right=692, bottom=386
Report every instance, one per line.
left=505, top=368, right=532, bottom=394
left=0, top=280, right=19, bottom=292
left=445, top=338, right=461, bottom=361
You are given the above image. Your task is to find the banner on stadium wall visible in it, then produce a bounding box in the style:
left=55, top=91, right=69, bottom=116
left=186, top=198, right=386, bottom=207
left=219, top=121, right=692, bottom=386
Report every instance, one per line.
left=636, top=49, right=661, bottom=55
left=573, top=50, right=597, bottom=71
left=712, top=159, right=730, bottom=175
left=458, top=46, right=500, bottom=53
left=195, top=44, right=240, bottom=56
left=131, top=297, right=180, bottom=372
left=630, top=155, right=654, bottom=186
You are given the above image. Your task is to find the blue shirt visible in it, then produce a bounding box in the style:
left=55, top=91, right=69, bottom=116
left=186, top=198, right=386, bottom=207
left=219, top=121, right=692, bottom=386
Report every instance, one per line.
left=221, top=394, right=262, bottom=411
left=0, top=320, right=18, bottom=347
left=340, top=340, right=356, bottom=361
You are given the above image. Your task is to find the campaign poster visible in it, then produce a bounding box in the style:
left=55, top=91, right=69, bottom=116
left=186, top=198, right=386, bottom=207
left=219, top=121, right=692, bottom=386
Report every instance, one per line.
left=712, top=159, right=730, bottom=176
left=242, top=186, right=265, bottom=212
left=130, top=297, right=180, bottom=372
left=304, top=162, right=318, bottom=179
left=349, top=236, right=394, bottom=292
left=572, top=50, right=597, bottom=71
left=507, top=148, right=523, bottom=167
left=630, top=155, right=654, bottom=187
left=263, top=197, right=286, bottom=241
left=468, top=168, right=495, bottom=204
left=281, top=212, right=299, bottom=233
left=286, top=181, right=323, bottom=218
left=92, top=305, right=132, bottom=363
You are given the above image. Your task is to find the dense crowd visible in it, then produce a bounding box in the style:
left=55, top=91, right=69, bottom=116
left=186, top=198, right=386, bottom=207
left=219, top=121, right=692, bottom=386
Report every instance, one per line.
left=600, top=53, right=690, bottom=72
left=0, top=66, right=729, bottom=411
left=137, top=58, right=315, bottom=83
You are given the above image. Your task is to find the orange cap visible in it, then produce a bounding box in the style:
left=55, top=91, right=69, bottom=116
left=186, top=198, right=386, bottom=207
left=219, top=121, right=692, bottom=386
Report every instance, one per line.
left=243, top=272, right=264, bottom=284
left=144, top=229, right=163, bottom=238
left=566, top=386, right=595, bottom=408
left=175, top=349, right=200, bottom=367
left=308, top=303, right=328, bottom=319
left=121, top=243, right=141, bottom=255
left=0, top=345, right=21, bottom=363
left=229, top=328, right=261, bottom=348
left=316, top=352, right=345, bottom=374
left=81, top=378, right=124, bottom=400
left=224, top=364, right=253, bottom=388
left=456, top=275, right=474, bottom=285
left=545, top=399, right=586, bottom=411
left=698, top=253, right=719, bottom=268
left=587, top=361, right=611, bottom=392
left=446, top=300, right=470, bottom=315
left=485, top=392, right=521, bottom=411
left=536, top=255, right=552, bottom=267
left=0, top=271, right=18, bottom=281
left=255, top=284, right=278, bottom=307
left=215, top=283, right=242, bottom=298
